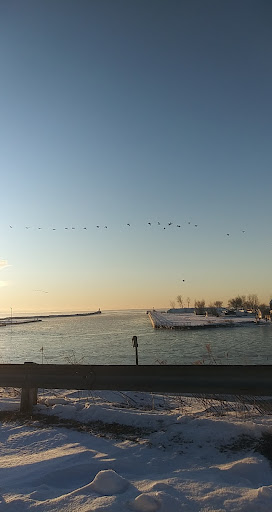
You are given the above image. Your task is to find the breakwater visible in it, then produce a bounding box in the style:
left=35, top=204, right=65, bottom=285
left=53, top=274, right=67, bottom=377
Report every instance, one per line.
left=2, top=310, right=101, bottom=321
left=148, top=311, right=260, bottom=330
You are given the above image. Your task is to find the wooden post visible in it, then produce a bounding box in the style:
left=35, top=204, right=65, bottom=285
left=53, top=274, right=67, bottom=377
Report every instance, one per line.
left=20, top=362, right=38, bottom=414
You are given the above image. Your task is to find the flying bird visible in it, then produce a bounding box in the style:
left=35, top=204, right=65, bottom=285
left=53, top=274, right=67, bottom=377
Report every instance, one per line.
left=227, top=233, right=230, bottom=236
left=157, top=222, right=160, bottom=225
left=96, top=226, right=100, bottom=228
left=168, top=222, right=172, bottom=226
left=83, top=227, right=87, bottom=230
left=177, top=225, right=181, bottom=228
left=127, top=223, right=130, bottom=227
left=9, top=225, right=12, bottom=228
left=148, top=222, right=151, bottom=226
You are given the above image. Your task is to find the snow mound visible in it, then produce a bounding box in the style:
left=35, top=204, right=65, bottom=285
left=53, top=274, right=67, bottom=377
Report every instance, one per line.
left=257, top=485, right=272, bottom=498
left=89, top=469, right=129, bottom=495
left=130, top=493, right=160, bottom=511
left=216, top=456, right=271, bottom=485
left=45, top=398, right=69, bottom=406
left=130, top=491, right=183, bottom=512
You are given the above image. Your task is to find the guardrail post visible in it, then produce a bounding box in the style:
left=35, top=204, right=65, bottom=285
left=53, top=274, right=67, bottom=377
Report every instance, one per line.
left=20, top=362, right=38, bottom=414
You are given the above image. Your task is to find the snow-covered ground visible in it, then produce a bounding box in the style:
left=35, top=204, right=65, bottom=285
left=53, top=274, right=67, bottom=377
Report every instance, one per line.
left=0, top=388, right=272, bottom=511
left=148, top=311, right=267, bottom=329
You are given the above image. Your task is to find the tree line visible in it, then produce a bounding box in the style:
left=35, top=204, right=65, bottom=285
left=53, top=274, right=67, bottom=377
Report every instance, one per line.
left=170, top=294, right=270, bottom=316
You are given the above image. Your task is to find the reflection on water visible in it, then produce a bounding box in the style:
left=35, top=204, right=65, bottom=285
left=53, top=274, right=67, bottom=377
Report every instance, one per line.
left=0, top=310, right=271, bottom=365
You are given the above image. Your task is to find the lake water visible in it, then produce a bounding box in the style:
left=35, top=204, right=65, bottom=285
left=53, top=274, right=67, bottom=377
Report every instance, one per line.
left=0, top=309, right=271, bottom=365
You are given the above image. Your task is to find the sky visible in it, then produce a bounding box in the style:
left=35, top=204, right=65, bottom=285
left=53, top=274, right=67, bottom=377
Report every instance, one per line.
left=1, top=388, right=272, bottom=511
left=0, top=0, right=271, bottom=313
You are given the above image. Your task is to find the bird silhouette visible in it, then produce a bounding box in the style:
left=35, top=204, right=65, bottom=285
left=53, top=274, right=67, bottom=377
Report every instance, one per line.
left=157, top=222, right=161, bottom=225
left=177, top=225, right=181, bottom=228
left=168, top=222, right=172, bottom=226
left=148, top=222, right=151, bottom=226
left=127, top=223, right=130, bottom=227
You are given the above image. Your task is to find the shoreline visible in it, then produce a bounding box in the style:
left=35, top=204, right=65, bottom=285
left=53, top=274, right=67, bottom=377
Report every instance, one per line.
left=148, top=311, right=269, bottom=330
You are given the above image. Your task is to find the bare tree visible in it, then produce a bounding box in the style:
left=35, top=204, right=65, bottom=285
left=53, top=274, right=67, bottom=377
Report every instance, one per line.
left=169, top=300, right=176, bottom=309
left=195, top=299, right=205, bottom=308
left=187, top=297, right=190, bottom=308
left=245, top=294, right=259, bottom=311
left=195, top=300, right=206, bottom=315
left=228, top=294, right=259, bottom=311
left=228, top=295, right=246, bottom=309
left=176, top=295, right=183, bottom=308
left=214, top=301, right=223, bottom=308
left=208, top=303, right=219, bottom=316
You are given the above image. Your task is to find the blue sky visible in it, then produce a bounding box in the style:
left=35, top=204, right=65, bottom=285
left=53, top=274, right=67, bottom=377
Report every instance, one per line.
left=0, top=0, right=271, bottom=312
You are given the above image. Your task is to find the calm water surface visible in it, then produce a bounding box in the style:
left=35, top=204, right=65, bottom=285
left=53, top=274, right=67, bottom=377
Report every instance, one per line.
left=0, top=310, right=271, bottom=365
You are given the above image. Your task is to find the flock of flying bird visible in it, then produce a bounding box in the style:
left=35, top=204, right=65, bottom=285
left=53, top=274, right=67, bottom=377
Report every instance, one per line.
left=7, top=222, right=246, bottom=236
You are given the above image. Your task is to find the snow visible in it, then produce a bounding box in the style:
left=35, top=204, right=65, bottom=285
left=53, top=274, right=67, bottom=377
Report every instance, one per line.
left=148, top=311, right=268, bottom=329
left=0, top=388, right=272, bottom=511
left=89, top=470, right=129, bottom=495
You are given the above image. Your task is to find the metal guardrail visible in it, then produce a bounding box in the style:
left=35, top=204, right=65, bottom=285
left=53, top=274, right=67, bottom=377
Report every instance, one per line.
left=1, top=363, right=272, bottom=413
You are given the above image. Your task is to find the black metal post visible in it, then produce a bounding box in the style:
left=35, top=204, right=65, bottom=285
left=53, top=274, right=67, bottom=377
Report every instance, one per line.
left=132, top=336, right=138, bottom=365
